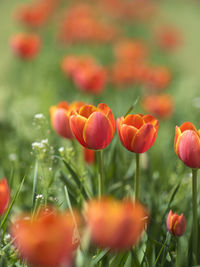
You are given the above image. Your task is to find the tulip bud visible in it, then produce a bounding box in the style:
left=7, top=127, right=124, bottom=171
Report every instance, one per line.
left=0, top=178, right=10, bottom=216
left=174, top=122, right=200, bottom=168
left=166, top=210, right=186, bottom=236
left=70, top=103, right=115, bottom=150
left=86, top=198, right=148, bottom=250
left=117, top=114, right=159, bottom=153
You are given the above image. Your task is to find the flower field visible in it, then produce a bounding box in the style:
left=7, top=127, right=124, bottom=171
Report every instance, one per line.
left=1, top=0, right=200, bottom=266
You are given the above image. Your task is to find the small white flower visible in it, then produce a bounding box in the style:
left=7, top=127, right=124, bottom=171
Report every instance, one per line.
left=34, top=113, right=45, bottom=119
left=58, top=147, right=64, bottom=153
left=9, top=153, right=17, bottom=161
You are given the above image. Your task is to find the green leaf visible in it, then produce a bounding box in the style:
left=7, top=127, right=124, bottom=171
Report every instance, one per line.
left=92, top=249, right=110, bottom=265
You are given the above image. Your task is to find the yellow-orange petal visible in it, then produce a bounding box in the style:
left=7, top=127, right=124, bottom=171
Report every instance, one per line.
left=83, top=112, right=113, bottom=150
left=174, top=126, right=181, bottom=153
left=143, top=114, right=159, bottom=130
left=132, top=123, right=157, bottom=153
left=70, top=115, right=87, bottom=147
left=79, top=105, right=97, bottom=119
left=123, top=114, right=144, bottom=129
left=179, top=122, right=197, bottom=133
left=120, top=124, right=138, bottom=151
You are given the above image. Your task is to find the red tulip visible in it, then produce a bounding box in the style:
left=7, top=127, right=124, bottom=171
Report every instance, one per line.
left=142, top=94, right=174, bottom=119
left=174, top=122, right=200, bottom=168
left=50, top=101, right=84, bottom=139
left=117, top=114, right=159, bottom=153
left=166, top=210, right=186, bottom=236
left=70, top=103, right=115, bottom=150
left=10, top=207, right=80, bottom=267
left=0, top=178, right=10, bottom=216
left=73, top=64, right=107, bottom=95
left=61, top=55, right=95, bottom=78
left=10, top=33, right=41, bottom=59
left=86, top=198, right=148, bottom=250
left=144, top=66, right=171, bottom=91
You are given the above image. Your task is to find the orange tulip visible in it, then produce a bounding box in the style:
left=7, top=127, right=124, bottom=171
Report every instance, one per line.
left=117, top=114, right=159, bottom=153
left=50, top=101, right=84, bottom=139
left=15, top=0, right=58, bottom=28
left=61, top=55, right=95, bottom=78
left=142, top=94, right=174, bottom=119
left=174, top=122, right=200, bottom=168
left=114, top=40, right=148, bottom=62
left=0, top=178, right=10, bottom=216
left=166, top=210, right=186, bottom=236
left=144, top=66, right=171, bottom=91
left=70, top=103, right=115, bottom=150
left=10, top=33, right=41, bottom=59
left=83, top=147, right=95, bottom=164
left=86, top=198, right=148, bottom=250
left=11, top=208, right=80, bottom=267
left=73, top=64, right=107, bottom=95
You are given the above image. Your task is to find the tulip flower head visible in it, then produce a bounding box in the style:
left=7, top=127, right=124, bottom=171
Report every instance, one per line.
left=0, top=178, right=10, bottom=216
left=70, top=103, right=115, bottom=150
left=166, top=210, right=186, bottom=236
left=10, top=33, right=41, bottom=59
left=142, top=94, right=174, bottom=119
left=174, top=122, right=200, bottom=168
left=50, top=101, right=84, bottom=139
left=11, top=208, right=80, bottom=267
left=86, top=198, right=148, bottom=250
left=117, top=114, right=159, bottom=153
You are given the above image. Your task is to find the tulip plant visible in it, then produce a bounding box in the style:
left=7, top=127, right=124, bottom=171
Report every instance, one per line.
left=1, top=0, right=200, bottom=266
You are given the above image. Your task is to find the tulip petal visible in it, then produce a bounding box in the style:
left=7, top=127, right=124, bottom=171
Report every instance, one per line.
left=98, top=103, right=115, bottom=132
left=123, top=114, right=144, bottom=129
left=177, top=130, right=200, bottom=168
left=174, top=126, right=181, bottom=153
left=120, top=124, right=138, bottom=151
left=143, top=114, right=159, bottom=130
left=79, top=105, right=97, bottom=118
left=52, top=109, right=73, bottom=139
left=180, top=122, right=197, bottom=133
left=70, top=115, right=87, bottom=147
left=83, top=112, right=113, bottom=150
left=132, top=123, right=157, bottom=153
left=116, top=117, right=124, bottom=145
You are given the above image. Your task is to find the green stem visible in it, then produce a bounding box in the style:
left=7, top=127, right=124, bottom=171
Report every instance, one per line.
left=97, top=150, right=104, bottom=198
left=134, top=153, right=140, bottom=201
left=175, top=238, right=179, bottom=267
left=192, top=168, right=198, bottom=266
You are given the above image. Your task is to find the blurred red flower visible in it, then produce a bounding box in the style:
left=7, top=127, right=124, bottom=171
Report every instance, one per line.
left=142, top=94, right=174, bottom=119
left=86, top=198, right=148, bottom=250
left=10, top=33, right=41, bottom=59
left=11, top=207, right=81, bottom=267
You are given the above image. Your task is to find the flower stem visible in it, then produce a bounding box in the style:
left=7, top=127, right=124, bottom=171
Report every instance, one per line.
left=192, top=168, right=198, bottom=266
left=134, top=153, right=140, bottom=201
left=97, top=150, right=104, bottom=198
